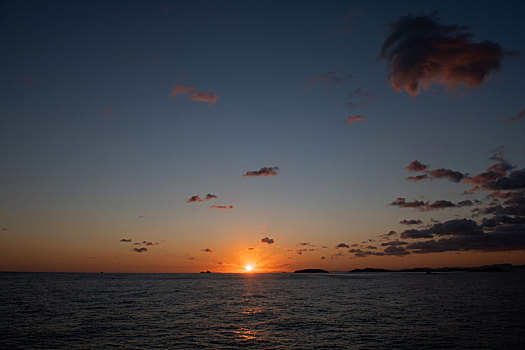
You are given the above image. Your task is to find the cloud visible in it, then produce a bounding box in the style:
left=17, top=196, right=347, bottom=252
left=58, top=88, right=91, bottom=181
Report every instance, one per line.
left=170, top=84, right=218, bottom=105
left=261, top=237, right=275, bottom=244
left=405, top=161, right=465, bottom=183
left=405, top=174, right=429, bottom=182
left=384, top=245, right=410, bottom=256
left=336, top=243, right=350, bottom=248
left=509, top=109, right=525, bottom=122
left=309, top=72, right=343, bottom=86
left=381, top=240, right=408, bottom=246
left=345, top=115, right=366, bottom=124
left=132, top=247, right=147, bottom=253
left=120, top=238, right=132, bottom=243
left=406, top=160, right=429, bottom=172
left=210, top=205, right=234, bottom=209
left=401, top=219, right=483, bottom=240
left=399, top=219, right=423, bottom=225
left=406, top=230, right=525, bottom=253
left=201, top=248, right=213, bottom=253
left=243, top=167, right=280, bottom=177
left=187, top=195, right=203, bottom=203
left=187, top=193, right=218, bottom=203
left=391, top=197, right=470, bottom=211
left=427, top=168, right=465, bottom=182
left=379, top=13, right=510, bottom=96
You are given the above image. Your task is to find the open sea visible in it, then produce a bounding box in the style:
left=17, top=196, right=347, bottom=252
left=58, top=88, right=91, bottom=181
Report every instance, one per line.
left=1, top=271, right=524, bottom=349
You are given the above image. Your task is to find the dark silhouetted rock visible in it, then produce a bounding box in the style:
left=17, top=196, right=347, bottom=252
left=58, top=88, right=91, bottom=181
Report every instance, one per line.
left=294, top=268, right=329, bottom=273
left=349, top=268, right=392, bottom=273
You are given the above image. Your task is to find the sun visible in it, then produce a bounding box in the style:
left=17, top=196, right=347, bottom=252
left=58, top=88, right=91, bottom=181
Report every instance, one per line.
left=245, top=265, right=254, bottom=272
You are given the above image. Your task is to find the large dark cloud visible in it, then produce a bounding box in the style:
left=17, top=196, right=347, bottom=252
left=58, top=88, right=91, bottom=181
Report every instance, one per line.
left=406, top=230, right=525, bottom=253
left=402, top=219, right=483, bottom=240
left=379, top=13, right=509, bottom=96
left=243, top=167, right=280, bottom=177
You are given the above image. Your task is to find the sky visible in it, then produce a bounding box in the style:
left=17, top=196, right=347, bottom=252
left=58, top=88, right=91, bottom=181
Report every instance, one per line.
left=1, top=0, right=524, bottom=273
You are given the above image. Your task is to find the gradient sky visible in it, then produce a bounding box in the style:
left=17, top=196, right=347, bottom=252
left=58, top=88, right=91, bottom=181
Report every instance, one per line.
left=1, top=0, right=524, bottom=272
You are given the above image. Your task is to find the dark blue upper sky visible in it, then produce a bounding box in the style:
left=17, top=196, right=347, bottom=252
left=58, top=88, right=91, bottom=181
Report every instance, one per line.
left=1, top=0, right=524, bottom=271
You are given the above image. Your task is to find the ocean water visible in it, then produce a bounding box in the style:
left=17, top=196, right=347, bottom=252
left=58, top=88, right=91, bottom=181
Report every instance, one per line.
left=1, top=272, right=524, bottom=349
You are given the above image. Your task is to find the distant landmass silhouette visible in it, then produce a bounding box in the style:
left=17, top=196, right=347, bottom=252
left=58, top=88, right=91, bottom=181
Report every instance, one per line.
left=294, top=268, right=329, bottom=273
left=349, top=264, right=525, bottom=273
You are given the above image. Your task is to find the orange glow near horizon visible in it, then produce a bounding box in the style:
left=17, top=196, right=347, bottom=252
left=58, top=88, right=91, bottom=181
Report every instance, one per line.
left=245, top=264, right=254, bottom=272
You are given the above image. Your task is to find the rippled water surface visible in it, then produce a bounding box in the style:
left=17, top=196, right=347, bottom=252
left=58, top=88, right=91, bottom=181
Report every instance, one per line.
left=1, top=271, right=524, bottom=349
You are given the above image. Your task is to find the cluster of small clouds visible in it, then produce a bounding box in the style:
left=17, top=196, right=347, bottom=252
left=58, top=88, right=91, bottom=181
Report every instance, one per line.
left=120, top=238, right=160, bottom=253
left=347, top=153, right=525, bottom=258
left=186, top=193, right=218, bottom=203
left=390, top=197, right=475, bottom=212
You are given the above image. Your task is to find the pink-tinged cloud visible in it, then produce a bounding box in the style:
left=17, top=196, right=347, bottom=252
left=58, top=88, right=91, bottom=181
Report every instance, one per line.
left=170, top=84, right=218, bottom=105
left=379, top=14, right=510, bottom=96
left=261, top=237, right=275, bottom=244
left=509, top=109, right=525, bottom=122
left=243, top=167, right=280, bottom=177
left=345, top=115, right=366, bottom=124
left=210, top=205, right=234, bottom=209
left=406, top=160, right=429, bottom=172
left=201, top=248, right=213, bottom=253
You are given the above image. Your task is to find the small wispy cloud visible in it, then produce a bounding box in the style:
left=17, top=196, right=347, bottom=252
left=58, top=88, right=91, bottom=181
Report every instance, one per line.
left=345, top=115, right=366, bottom=124
left=132, top=247, right=147, bottom=253
left=261, top=237, right=275, bottom=244
left=210, top=205, right=234, bottom=209
left=170, top=84, right=218, bottom=105
left=201, top=248, right=213, bottom=253
left=508, top=109, right=525, bottom=122
left=243, top=167, right=280, bottom=177
left=120, top=238, right=132, bottom=243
